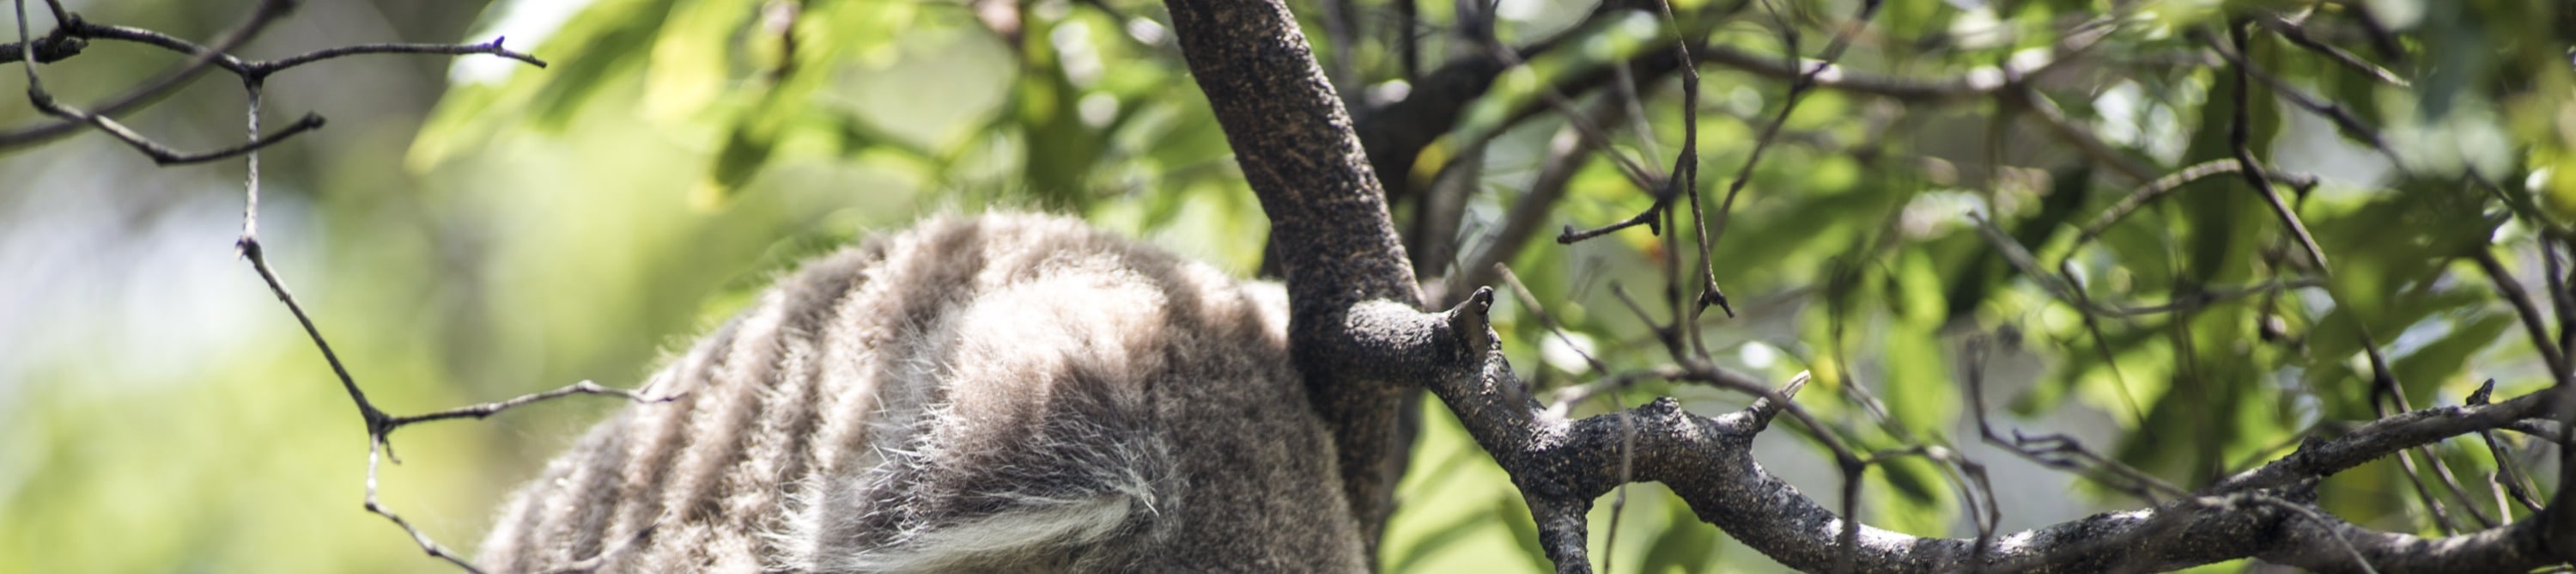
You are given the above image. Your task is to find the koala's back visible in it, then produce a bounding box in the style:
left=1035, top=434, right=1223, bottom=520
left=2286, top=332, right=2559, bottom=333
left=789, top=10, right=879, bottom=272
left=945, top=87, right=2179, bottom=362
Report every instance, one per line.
left=477, top=213, right=1365, bottom=572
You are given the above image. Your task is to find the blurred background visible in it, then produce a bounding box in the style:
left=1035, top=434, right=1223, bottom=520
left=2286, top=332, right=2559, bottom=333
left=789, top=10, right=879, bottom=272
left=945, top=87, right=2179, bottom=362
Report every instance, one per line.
left=3, top=0, right=2570, bottom=571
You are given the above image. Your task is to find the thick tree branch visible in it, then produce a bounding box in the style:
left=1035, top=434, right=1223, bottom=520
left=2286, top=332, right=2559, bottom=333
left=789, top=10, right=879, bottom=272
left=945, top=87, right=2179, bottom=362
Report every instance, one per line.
left=1162, top=0, right=1428, bottom=557
left=1418, top=290, right=2567, bottom=571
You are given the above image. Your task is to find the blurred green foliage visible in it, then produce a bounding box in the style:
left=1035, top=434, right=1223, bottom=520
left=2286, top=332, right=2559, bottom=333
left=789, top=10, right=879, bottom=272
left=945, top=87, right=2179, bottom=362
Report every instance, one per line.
left=7, top=0, right=2576, bottom=571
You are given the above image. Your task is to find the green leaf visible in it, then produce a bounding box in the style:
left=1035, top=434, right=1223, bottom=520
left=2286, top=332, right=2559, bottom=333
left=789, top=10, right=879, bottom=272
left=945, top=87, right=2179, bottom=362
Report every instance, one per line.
left=1391, top=510, right=1502, bottom=573
left=641, top=0, right=760, bottom=123
left=526, top=0, right=682, bottom=128
left=697, top=124, right=778, bottom=207
left=1637, top=493, right=1718, bottom=574
left=2391, top=310, right=2514, bottom=405
left=1882, top=252, right=1959, bottom=437
left=1876, top=454, right=1942, bottom=510
left=1496, top=496, right=1552, bottom=571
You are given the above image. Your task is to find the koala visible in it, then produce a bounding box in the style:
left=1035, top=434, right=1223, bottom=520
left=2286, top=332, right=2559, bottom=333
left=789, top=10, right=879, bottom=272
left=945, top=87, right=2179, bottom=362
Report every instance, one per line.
left=476, top=213, right=1369, bottom=572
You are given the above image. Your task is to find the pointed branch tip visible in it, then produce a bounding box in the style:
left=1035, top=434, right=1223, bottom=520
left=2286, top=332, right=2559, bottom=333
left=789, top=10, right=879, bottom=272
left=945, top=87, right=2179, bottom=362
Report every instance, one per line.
left=1743, top=370, right=1811, bottom=429
left=1781, top=371, right=1810, bottom=398
left=1448, top=286, right=1497, bottom=354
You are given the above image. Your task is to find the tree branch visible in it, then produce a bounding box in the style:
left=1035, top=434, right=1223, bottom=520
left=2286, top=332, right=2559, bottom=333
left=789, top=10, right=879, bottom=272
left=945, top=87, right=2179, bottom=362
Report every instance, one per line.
left=1423, top=293, right=2567, bottom=571
left=0, top=0, right=291, bottom=149
left=1356, top=2, right=1704, bottom=209
left=1162, top=0, right=1428, bottom=557
left=1147, top=3, right=2576, bottom=572
left=6, top=2, right=627, bottom=570
left=3, top=2, right=542, bottom=158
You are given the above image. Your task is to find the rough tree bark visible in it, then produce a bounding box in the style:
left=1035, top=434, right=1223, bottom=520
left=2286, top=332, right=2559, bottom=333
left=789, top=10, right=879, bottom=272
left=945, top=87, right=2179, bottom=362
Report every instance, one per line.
left=1161, top=0, right=1429, bottom=557
left=1159, top=0, right=2576, bottom=572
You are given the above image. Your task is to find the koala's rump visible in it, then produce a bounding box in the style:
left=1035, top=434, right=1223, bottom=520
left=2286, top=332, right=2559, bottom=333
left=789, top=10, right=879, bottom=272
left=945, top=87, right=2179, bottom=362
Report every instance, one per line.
left=476, top=214, right=1365, bottom=573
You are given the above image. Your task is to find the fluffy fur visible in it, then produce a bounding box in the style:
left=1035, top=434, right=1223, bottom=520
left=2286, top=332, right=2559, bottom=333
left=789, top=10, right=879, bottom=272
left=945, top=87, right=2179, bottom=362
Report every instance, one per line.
left=477, top=213, right=1367, bottom=572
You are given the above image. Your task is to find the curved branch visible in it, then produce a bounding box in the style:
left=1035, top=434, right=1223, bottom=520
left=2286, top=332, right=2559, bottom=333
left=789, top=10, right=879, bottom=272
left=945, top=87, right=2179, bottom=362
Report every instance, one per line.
left=0, top=0, right=290, bottom=148
left=1, top=5, right=542, bottom=156
left=2211, top=390, right=2555, bottom=493
left=1408, top=284, right=2567, bottom=572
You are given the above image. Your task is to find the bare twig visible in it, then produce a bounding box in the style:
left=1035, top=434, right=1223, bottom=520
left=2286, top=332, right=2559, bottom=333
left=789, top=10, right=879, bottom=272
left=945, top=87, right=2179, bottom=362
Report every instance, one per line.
left=1480, top=39, right=1662, bottom=200
left=0, top=0, right=291, bottom=148
left=228, top=74, right=658, bottom=571
left=2220, top=23, right=2333, bottom=277
left=2237, top=493, right=2382, bottom=574
left=2004, top=85, right=2160, bottom=183
left=1558, top=0, right=1886, bottom=250
left=2546, top=239, right=2576, bottom=381
left=2473, top=248, right=2573, bottom=385
left=364, top=441, right=486, bottom=572
left=4, top=2, right=543, bottom=159
left=2466, top=380, right=2549, bottom=514
left=8, top=2, right=632, bottom=570
left=2207, top=24, right=2401, bottom=171
left=1498, top=265, right=1613, bottom=384
left=2256, top=13, right=2407, bottom=87
left=1394, top=0, right=1417, bottom=80
left=2362, top=337, right=2469, bottom=534
left=1665, top=0, right=1724, bottom=329
left=1965, top=327, right=2186, bottom=502
left=248, top=37, right=544, bottom=77
left=2210, top=390, right=2557, bottom=494
left=384, top=381, right=673, bottom=427
left=0, top=31, right=79, bottom=62
left=1448, top=99, right=1625, bottom=305
left=2075, top=159, right=2318, bottom=246
left=1971, top=214, right=2322, bottom=318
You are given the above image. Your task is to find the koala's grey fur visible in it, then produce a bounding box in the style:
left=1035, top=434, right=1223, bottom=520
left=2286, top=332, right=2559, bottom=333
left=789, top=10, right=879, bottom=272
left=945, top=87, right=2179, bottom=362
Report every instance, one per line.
left=477, top=213, right=1367, bottom=572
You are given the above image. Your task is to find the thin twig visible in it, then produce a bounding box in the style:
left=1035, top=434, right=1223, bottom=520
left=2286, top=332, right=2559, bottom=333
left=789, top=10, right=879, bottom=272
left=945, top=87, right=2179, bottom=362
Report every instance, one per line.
left=1394, top=0, right=1417, bottom=80
left=1957, top=340, right=2008, bottom=571
left=2470, top=388, right=2547, bottom=516
left=2221, top=23, right=2333, bottom=277
left=2075, top=159, right=2313, bottom=246
left=3, top=3, right=542, bottom=156
left=2472, top=248, right=2572, bottom=385
left=2361, top=338, right=2468, bottom=534
left=0, top=0, right=292, bottom=148
left=2207, top=25, right=2400, bottom=171
left=1449, top=98, right=1625, bottom=305
left=1498, top=266, right=1614, bottom=388
left=1664, top=0, right=1725, bottom=332
left=247, top=37, right=546, bottom=77
left=2005, top=87, right=2158, bottom=182
left=2256, top=13, right=2406, bottom=87
left=365, top=441, right=489, bottom=573
left=19, top=3, right=633, bottom=570
left=1973, top=214, right=2322, bottom=319
left=1483, top=40, right=1662, bottom=198
left=1965, top=328, right=2185, bottom=503
left=385, top=381, right=675, bottom=427
left=0, top=31, right=80, bottom=63
left=2548, top=238, right=2576, bottom=379
left=2236, top=493, right=2381, bottom=574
